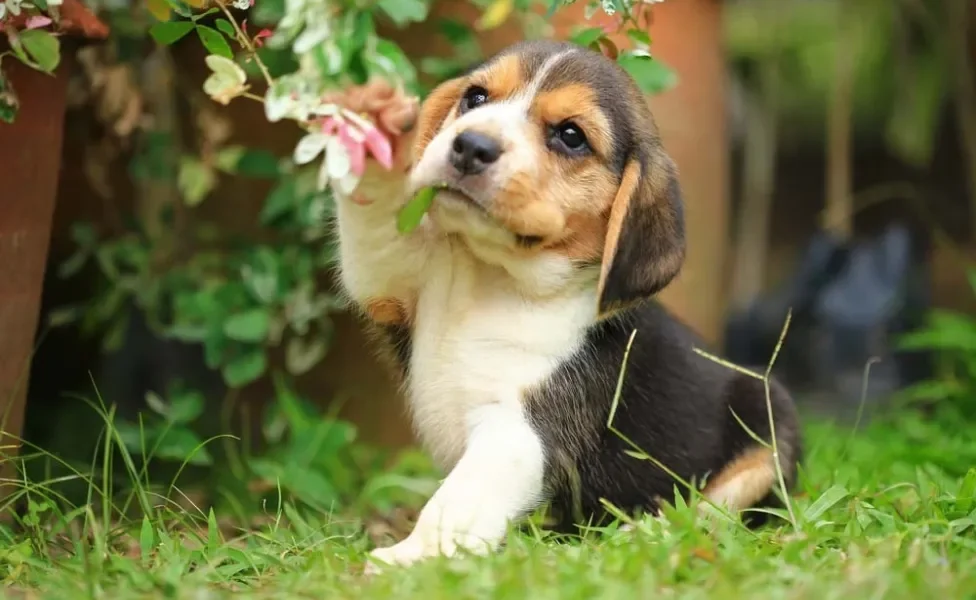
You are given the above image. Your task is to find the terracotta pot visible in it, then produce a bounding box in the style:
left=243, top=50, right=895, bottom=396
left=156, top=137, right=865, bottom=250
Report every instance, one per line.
left=0, top=1, right=108, bottom=496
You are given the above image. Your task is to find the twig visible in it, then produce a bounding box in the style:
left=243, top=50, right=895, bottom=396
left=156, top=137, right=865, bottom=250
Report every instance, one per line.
left=215, top=0, right=274, bottom=88
left=762, top=310, right=798, bottom=529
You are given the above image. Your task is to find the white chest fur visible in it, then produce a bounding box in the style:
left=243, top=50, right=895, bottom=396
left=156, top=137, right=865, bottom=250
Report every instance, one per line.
left=406, top=240, right=597, bottom=470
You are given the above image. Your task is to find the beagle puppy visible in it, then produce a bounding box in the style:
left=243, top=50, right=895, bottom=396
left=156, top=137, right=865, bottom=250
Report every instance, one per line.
left=333, top=40, right=802, bottom=570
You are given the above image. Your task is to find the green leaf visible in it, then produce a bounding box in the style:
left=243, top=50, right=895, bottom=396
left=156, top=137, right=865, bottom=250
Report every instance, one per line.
left=438, top=18, right=475, bottom=45
left=164, top=0, right=193, bottom=17
left=0, top=73, right=18, bottom=123
left=803, top=484, right=850, bottom=522
left=145, top=391, right=168, bottom=416
left=378, top=0, right=429, bottom=26
left=149, top=21, right=196, bottom=45
left=898, top=310, right=976, bottom=351
left=191, top=7, right=220, bottom=21
left=285, top=336, right=327, bottom=375
left=197, top=25, right=234, bottom=59
left=177, top=157, right=217, bottom=206
left=617, top=53, right=678, bottom=95
left=223, top=309, right=271, bottom=342
left=626, top=29, right=651, bottom=47
left=167, top=390, right=205, bottom=424
left=231, top=148, right=281, bottom=178
left=20, top=29, right=61, bottom=73
left=958, top=468, right=976, bottom=514
left=207, top=508, right=220, bottom=554
left=153, top=429, right=213, bottom=466
left=260, top=178, right=298, bottom=225
left=397, top=186, right=437, bottom=234
left=420, top=57, right=466, bottom=80
left=571, top=27, right=605, bottom=48
left=215, top=18, right=237, bottom=39
left=222, top=349, right=267, bottom=387
left=140, top=515, right=155, bottom=565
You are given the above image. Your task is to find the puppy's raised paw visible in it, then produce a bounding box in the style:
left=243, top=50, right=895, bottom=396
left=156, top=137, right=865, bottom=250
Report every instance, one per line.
left=365, top=538, right=441, bottom=575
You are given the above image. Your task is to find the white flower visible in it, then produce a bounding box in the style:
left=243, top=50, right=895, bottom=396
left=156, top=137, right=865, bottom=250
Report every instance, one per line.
left=293, top=132, right=330, bottom=165
left=2, top=0, right=24, bottom=18
left=202, top=55, right=248, bottom=105
left=231, top=0, right=250, bottom=9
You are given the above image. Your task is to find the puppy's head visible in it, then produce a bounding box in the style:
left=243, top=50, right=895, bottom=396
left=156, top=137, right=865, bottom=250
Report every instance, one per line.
left=409, top=40, right=685, bottom=316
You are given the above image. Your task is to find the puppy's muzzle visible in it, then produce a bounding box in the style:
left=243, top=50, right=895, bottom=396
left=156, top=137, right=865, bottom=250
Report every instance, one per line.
left=450, top=131, right=503, bottom=176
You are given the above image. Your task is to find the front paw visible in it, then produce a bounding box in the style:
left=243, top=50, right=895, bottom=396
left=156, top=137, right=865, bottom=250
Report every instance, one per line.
left=365, top=536, right=457, bottom=574
left=325, top=79, right=419, bottom=175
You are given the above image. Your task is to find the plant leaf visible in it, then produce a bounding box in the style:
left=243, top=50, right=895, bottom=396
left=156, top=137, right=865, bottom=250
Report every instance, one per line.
left=215, top=18, right=237, bottom=38
left=285, top=336, right=327, bottom=375
left=222, top=349, right=268, bottom=387
left=207, top=508, right=220, bottom=554
left=140, top=515, right=155, bottom=565
left=235, top=148, right=281, bottom=178
left=164, top=0, right=193, bottom=17
left=627, top=29, right=652, bottom=47
left=147, top=0, right=171, bottom=20
left=803, top=484, right=850, bottom=522
left=19, top=29, right=60, bottom=73
left=223, top=308, right=271, bottom=342
left=153, top=429, right=213, bottom=465
left=617, top=52, right=678, bottom=94
left=149, top=21, right=195, bottom=45
left=177, top=157, right=217, bottom=206
left=378, top=0, right=429, bottom=26
left=167, top=390, right=205, bottom=424
left=197, top=25, right=234, bottom=59
left=477, top=0, right=514, bottom=30
left=397, top=186, right=437, bottom=234
left=571, top=27, right=606, bottom=48
left=0, top=71, right=18, bottom=124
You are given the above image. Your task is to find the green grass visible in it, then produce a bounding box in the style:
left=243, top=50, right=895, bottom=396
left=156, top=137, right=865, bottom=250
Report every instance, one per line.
left=2, top=409, right=975, bottom=599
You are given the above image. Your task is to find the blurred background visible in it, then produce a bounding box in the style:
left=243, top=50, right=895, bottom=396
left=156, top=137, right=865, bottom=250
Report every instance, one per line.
left=2, top=0, right=975, bottom=515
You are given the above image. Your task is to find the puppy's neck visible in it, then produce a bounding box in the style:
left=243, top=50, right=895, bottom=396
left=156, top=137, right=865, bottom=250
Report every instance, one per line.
left=439, top=231, right=600, bottom=306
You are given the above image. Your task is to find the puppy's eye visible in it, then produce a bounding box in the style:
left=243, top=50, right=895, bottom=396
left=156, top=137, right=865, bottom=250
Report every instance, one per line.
left=558, top=123, right=586, bottom=149
left=550, top=121, right=590, bottom=155
left=460, top=86, right=489, bottom=113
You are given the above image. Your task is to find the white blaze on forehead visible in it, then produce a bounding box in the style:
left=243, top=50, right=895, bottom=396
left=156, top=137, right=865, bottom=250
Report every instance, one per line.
left=409, top=51, right=573, bottom=193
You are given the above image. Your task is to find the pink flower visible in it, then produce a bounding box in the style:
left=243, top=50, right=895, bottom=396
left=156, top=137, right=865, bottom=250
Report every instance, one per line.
left=338, top=122, right=366, bottom=177
left=601, top=17, right=621, bottom=35
left=254, top=28, right=272, bottom=48
left=319, top=116, right=339, bottom=135
left=362, top=125, right=392, bottom=170
left=25, top=16, right=52, bottom=29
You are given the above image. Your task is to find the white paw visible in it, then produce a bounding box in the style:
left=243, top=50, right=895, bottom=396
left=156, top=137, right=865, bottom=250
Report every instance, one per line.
left=365, top=535, right=459, bottom=574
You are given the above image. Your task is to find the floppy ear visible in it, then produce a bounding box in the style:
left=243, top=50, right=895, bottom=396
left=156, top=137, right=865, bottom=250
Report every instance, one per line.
left=412, top=77, right=468, bottom=159
left=597, top=146, right=686, bottom=317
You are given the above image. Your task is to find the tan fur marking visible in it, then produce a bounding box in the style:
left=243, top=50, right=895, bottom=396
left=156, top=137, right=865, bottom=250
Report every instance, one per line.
left=597, top=159, right=641, bottom=300
left=364, top=297, right=410, bottom=326
left=475, top=54, right=523, bottom=100
left=546, top=211, right=609, bottom=262
left=533, top=84, right=613, bottom=159
left=412, top=78, right=467, bottom=159
left=703, top=446, right=777, bottom=512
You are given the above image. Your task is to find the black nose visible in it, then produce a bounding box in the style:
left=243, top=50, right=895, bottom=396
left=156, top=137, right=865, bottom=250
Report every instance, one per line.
left=450, top=131, right=502, bottom=175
